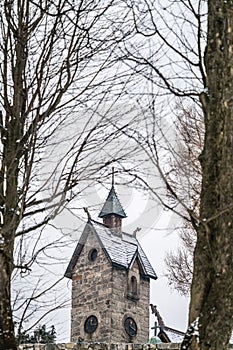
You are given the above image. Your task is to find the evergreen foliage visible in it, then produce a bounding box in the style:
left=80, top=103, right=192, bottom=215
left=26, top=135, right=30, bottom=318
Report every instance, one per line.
left=17, top=325, right=56, bottom=344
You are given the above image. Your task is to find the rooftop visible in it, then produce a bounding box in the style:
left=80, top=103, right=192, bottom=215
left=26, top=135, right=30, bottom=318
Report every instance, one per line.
left=64, top=219, right=157, bottom=280
left=98, top=186, right=127, bottom=218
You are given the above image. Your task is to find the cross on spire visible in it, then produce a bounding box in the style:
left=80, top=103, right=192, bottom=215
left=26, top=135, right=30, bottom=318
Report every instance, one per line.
left=112, top=166, right=115, bottom=187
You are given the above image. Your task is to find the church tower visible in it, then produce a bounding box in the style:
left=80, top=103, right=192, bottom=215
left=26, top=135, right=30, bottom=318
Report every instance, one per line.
left=65, top=183, right=157, bottom=343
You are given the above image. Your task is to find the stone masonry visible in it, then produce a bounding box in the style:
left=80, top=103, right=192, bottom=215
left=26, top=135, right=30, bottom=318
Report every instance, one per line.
left=17, top=342, right=233, bottom=350
left=71, top=224, right=150, bottom=343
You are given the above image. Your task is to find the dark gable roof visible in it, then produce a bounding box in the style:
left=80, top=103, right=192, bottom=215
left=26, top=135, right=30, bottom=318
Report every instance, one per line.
left=158, top=327, right=185, bottom=343
left=98, top=186, right=127, bottom=218
left=65, top=219, right=157, bottom=280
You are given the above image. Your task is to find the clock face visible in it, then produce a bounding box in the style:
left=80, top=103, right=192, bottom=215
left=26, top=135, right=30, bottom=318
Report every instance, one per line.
left=124, top=317, right=137, bottom=337
left=84, top=315, right=98, bottom=334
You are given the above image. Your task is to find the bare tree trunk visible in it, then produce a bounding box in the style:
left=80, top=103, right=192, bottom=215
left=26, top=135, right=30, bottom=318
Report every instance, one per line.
left=0, top=125, right=20, bottom=348
left=188, top=1, right=233, bottom=349
left=0, top=253, right=16, bottom=350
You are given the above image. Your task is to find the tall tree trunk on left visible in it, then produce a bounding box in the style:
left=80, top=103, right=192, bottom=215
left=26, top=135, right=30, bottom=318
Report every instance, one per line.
left=0, top=3, right=26, bottom=346
left=0, top=118, right=22, bottom=349
left=0, top=251, right=16, bottom=349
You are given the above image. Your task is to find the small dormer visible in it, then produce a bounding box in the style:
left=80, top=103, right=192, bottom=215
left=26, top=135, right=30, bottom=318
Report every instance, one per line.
left=98, top=185, right=126, bottom=234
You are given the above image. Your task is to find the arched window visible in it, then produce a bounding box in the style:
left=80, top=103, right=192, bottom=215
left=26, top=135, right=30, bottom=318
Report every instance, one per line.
left=131, top=276, right=137, bottom=295
left=127, top=274, right=139, bottom=301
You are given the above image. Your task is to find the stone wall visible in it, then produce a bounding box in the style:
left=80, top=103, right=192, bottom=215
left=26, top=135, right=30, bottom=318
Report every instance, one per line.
left=18, top=343, right=182, bottom=350
left=17, top=343, right=233, bottom=350
left=110, top=261, right=150, bottom=343
left=71, top=225, right=150, bottom=344
left=71, top=227, right=113, bottom=343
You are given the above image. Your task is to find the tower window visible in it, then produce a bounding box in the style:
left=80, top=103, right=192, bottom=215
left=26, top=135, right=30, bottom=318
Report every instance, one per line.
left=131, top=276, right=137, bottom=295
left=127, top=275, right=139, bottom=301
left=88, top=248, right=98, bottom=262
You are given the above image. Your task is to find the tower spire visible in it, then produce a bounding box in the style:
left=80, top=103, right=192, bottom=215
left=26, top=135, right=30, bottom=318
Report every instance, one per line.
left=98, top=169, right=126, bottom=234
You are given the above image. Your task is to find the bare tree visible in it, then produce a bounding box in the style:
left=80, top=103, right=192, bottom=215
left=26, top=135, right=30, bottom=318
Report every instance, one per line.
left=120, top=0, right=233, bottom=349
left=0, top=1, right=139, bottom=348
left=165, top=103, right=203, bottom=297
left=165, top=224, right=195, bottom=296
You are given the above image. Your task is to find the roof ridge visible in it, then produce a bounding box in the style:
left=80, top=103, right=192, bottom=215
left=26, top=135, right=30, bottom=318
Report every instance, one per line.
left=164, top=326, right=185, bottom=336
left=65, top=219, right=157, bottom=281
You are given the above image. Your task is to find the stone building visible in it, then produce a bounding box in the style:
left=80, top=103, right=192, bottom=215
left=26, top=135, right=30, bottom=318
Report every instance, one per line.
left=65, top=185, right=157, bottom=344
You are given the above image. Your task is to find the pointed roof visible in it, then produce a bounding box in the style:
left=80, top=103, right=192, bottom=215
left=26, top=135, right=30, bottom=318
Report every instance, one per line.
left=98, top=186, right=127, bottom=218
left=64, top=219, right=157, bottom=280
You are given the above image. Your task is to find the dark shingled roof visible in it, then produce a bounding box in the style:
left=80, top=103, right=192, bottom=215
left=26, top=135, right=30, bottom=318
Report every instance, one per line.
left=65, top=219, right=157, bottom=280
left=158, top=327, right=185, bottom=343
left=98, top=186, right=127, bottom=218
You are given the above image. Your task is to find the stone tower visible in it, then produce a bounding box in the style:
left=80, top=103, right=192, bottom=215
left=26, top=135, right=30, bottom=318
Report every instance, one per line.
left=65, top=184, right=157, bottom=343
